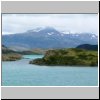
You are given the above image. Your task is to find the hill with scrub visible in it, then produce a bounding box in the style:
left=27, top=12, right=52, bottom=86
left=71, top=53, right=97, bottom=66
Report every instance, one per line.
left=30, top=48, right=98, bottom=66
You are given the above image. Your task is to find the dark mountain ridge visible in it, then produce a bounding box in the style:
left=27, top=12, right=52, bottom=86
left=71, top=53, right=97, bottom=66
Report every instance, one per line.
left=76, top=44, right=98, bottom=51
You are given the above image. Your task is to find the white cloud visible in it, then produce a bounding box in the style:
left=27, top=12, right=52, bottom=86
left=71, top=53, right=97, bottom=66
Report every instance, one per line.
left=2, top=14, right=98, bottom=35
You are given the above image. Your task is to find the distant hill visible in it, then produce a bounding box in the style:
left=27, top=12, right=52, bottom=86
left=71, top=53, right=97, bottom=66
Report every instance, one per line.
left=2, top=44, right=16, bottom=54
left=2, top=44, right=47, bottom=55
left=30, top=48, right=98, bottom=66
left=8, top=46, right=30, bottom=52
left=76, top=44, right=98, bottom=51
left=2, top=27, right=98, bottom=49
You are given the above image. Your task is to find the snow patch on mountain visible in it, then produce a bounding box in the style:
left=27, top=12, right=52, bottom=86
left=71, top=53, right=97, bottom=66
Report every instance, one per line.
left=91, top=34, right=97, bottom=38
left=47, top=32, right=54, bottom=35
left=62, top=31, right=70, bottom=34
left=90, top=34, right=97, bottom=39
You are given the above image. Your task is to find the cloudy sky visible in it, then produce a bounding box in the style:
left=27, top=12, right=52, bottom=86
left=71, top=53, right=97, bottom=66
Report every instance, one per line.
left=2, top=14, right=98, bottom=35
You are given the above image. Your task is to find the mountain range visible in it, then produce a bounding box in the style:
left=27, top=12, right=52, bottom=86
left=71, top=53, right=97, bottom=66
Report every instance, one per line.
left=2, top=27, right=98, bottom=49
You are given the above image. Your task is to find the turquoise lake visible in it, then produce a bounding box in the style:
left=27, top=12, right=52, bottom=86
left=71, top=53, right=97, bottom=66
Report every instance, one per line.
left=2, top=55, right=98, bottom=86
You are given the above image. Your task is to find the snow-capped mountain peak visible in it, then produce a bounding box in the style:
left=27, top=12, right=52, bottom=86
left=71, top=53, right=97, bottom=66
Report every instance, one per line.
left=3, top=26, right=98, bottom=49
left=27, top=26, right=46, bottom=33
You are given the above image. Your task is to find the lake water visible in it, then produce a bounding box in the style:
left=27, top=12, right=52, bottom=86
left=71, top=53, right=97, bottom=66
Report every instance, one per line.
left=2, top=55, right=98, bottom=86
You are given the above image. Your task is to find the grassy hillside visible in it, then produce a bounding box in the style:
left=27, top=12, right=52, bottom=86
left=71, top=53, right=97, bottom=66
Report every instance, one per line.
left=2, top=53, right=22, bottom=61
left=30, top=48, right=98, bottom=66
